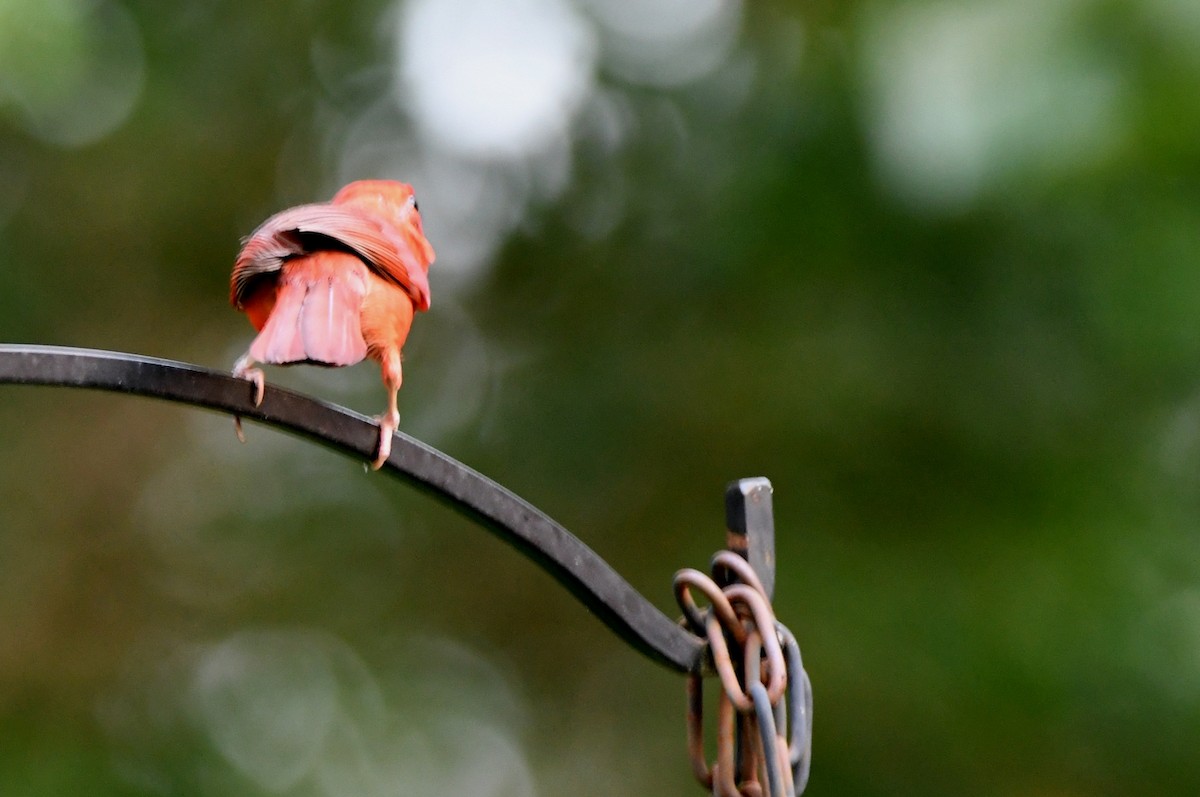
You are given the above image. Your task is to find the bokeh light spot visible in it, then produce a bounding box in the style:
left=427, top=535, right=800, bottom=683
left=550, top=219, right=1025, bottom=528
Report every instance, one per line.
left=396, top=0, right=595, bottom=159
left=0, top=0, right=144, bottom=147
left=582, top=0, right=742, bottom=87
left=862, top=0, right=1126, bottom=210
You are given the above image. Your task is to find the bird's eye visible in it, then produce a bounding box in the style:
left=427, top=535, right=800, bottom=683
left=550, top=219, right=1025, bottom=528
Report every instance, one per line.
left=410, top=196, right=419, bottom=212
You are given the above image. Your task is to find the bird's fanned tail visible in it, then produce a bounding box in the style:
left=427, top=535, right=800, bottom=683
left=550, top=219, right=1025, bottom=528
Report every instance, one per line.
left=248, top=253, right=369, bottom=367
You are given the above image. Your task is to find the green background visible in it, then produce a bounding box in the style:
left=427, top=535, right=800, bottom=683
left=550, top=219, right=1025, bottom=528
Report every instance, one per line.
left=2, top=0, right=1200, bottom=794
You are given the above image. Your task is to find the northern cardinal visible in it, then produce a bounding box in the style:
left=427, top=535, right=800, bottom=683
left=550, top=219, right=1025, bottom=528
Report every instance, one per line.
left=229, top=180, right=435, bottom=469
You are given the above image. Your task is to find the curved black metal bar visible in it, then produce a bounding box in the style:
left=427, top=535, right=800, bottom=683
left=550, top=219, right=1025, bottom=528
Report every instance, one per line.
left=0, top=344, right=705, bottom=672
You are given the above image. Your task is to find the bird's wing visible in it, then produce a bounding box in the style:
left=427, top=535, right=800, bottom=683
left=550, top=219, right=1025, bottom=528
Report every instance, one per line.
left=230, top=203, right=432, bottom=312
left=347, top=205, right=434, bottom=313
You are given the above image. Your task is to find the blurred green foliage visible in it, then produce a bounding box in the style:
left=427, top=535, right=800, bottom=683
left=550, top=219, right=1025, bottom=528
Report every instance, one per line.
left=2, top=0, right=1200, bottom=794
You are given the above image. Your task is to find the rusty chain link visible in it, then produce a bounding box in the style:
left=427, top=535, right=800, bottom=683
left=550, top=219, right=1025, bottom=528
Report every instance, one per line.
left=675, top=551, right=812, bottom=796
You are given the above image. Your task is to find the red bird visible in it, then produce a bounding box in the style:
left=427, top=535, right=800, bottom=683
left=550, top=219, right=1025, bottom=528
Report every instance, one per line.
left=229, top=180, right=435, bottom=469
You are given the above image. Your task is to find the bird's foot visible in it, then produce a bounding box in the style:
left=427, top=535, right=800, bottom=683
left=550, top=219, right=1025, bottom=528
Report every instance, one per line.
left=233, top=357, right=266, bottom=405
left=371, top=408, right=400, bottom=470
left=232, top=356, right=266, bottom=443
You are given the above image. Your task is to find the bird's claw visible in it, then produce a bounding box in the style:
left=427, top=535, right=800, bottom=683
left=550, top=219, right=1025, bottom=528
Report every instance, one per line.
left=232, top=356, right=266, bottom=443
left=234, top=366, right=266, bottom=406
left=372, top=410, right=400, bottom=470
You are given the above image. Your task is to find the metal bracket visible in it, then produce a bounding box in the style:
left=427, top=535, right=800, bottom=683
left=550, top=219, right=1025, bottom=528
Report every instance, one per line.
left=724, top=477, right=776, bottom=601
left=0, top=344, right=777, bottom=673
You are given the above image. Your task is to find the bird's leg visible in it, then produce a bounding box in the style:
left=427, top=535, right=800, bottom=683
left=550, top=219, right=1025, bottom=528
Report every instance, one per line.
left=372, top=387, right=400, bottom=470
left=232, top=352, right=266, bottom=443
left=372, top=352, right=402, bottom=470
